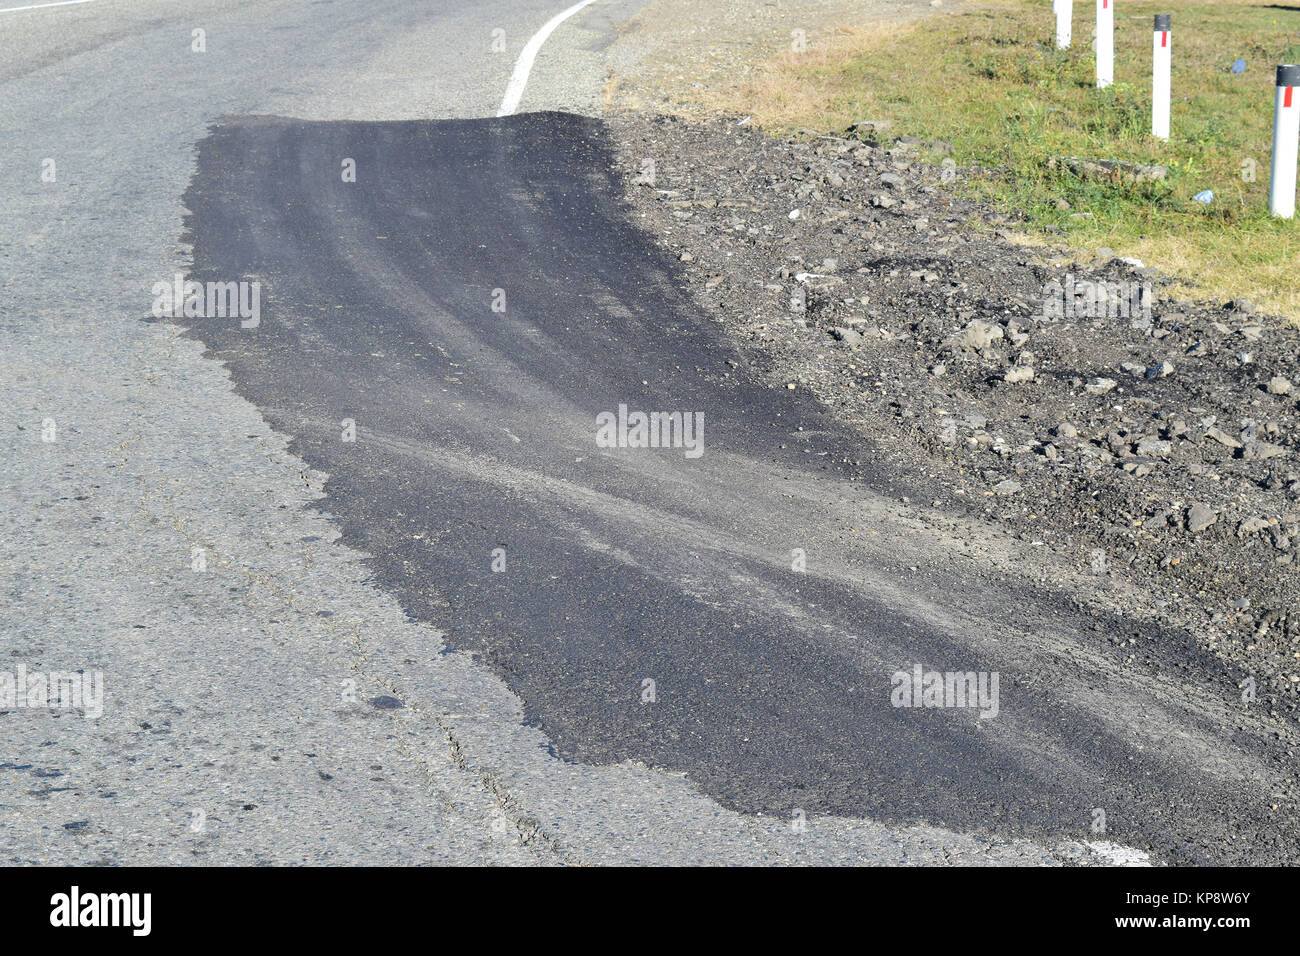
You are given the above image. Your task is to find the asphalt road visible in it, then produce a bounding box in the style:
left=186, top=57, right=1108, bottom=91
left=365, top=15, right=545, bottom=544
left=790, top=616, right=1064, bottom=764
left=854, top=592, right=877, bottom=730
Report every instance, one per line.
left=3, top=0, right=1294, bottom=865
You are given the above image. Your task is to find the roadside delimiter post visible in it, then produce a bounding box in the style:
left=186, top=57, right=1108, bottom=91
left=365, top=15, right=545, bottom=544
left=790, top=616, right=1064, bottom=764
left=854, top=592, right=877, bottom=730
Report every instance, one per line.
left=1055, top=0, right=1073, bottom=51
left=1271, top=65, right=1300, bottom=219
left=1097, top=0, right=1114, bottom=89
left=1152, top=15, right=1171, bottom=141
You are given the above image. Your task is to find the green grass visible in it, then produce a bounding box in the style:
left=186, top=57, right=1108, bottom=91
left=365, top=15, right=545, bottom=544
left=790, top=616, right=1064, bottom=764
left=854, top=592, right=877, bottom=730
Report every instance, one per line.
left=723, top=0, right=1300, bottom=317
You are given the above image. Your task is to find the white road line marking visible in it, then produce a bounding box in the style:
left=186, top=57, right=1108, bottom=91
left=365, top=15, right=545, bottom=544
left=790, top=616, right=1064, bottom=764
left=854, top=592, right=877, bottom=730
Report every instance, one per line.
left=497, top=0, right=600, bottom=117
left=0, top=0, right=96, bottom=13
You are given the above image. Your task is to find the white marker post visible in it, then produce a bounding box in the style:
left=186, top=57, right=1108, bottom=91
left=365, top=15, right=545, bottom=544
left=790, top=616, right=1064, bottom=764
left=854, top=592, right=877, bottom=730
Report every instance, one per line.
left=1152, top=15, right=1171, bottom=140
left=1055, top=0, right=1073, bottom=50
left=1096, top=0, right=1114, bottom=89
left=1270, top=64, right=1300, bottom=219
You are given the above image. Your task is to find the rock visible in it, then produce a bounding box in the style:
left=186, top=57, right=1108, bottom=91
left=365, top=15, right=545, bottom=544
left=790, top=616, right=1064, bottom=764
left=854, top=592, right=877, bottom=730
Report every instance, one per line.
left=1121, top=457, right=1158, bottom=476
left=1054, top=423, right=1079, bottom=439
left=1239, top=325, right=1264, bottom=341
left=1239, top=517, right=1271, bottom=536
left=993, top=479, right=1022, bottom=495
left=1243, top=441, right=1287, bottom=461
left=1267, top=376, right=1293, bottom=395
left=1054, top=198, right=1071, bottom=211
left=880, top=173, right=905, bottom=189
left=871, top=194, right=898, bottom=209
left=1085, top=377, right=1117, bottom=394
left=1205, top=426, right=1242, bottom=449
left=789, top=286, right=807, bottom=314
left=1224, top=298, right=1256, bottom=314
left=1004, top=366, right=1034, bottom=383
left=1187, top=503, right=1217, bottom=533
left=1048, top=156, right=1168, bottom=184
left=831, top=327, right=863, bottom=347
left=849, top=120, right=892, bottom=137
left=1136, top=437, right=1172, bottom=458
left=1145, top=361, right=1174, bottom=379
left=952, top=320, right=1003, bottom=350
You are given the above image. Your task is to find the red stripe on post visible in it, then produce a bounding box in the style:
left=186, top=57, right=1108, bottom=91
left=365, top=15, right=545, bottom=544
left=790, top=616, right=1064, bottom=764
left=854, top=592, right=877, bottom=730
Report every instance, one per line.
left=1287, top=87, right=1295, bottom=109
left=1161, top=32, right=1168, bottom=48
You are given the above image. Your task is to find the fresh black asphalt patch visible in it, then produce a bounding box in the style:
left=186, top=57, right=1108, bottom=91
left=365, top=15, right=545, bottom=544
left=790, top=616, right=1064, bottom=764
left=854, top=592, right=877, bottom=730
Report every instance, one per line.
left=174, top=112, right=1292, bottom=863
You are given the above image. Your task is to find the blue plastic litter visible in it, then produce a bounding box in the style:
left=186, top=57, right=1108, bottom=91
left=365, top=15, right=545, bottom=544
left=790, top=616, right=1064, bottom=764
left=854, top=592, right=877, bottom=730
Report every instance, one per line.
left=1232, top=59, right=1246, bottom=74
left=1193, top=190, right=1214, bottom=203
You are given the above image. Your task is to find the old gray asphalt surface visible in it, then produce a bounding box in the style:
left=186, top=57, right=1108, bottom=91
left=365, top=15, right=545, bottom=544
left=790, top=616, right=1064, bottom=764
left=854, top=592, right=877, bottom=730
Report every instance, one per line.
left=3, top=0, right=1293, bottom=865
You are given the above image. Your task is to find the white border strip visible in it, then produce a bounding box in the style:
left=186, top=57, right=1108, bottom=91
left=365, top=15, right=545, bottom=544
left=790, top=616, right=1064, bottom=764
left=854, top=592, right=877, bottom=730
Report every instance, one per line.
left=497, top=0, right=600, bottom=117
left=0, top=0, right=96, bottom=13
